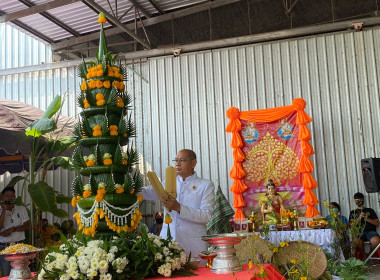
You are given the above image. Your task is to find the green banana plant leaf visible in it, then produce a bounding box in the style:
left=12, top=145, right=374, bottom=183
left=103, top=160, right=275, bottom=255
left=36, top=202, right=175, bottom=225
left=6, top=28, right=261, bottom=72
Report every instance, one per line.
left=28, top=181, right=68, bottom=218
left=4, top=176, right=25, bottom=188
left=52, top=156, right=73, bottom=170
left=56, top=194, right=72, bottom=204
left=45, top=135, right=77, bottom=155
left=25, top=95, right=61, bottom=137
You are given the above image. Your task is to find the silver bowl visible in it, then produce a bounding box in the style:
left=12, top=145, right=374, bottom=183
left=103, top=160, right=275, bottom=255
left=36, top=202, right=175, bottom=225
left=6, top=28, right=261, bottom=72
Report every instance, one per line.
left=1, top=249, right=45, bottom=280
left=201, top=233, right=245, bottom=274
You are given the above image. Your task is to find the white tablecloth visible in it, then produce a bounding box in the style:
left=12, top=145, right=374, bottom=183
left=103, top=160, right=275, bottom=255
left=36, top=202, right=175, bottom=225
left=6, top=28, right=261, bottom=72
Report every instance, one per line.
left=256, top=228, right=335, bottom=254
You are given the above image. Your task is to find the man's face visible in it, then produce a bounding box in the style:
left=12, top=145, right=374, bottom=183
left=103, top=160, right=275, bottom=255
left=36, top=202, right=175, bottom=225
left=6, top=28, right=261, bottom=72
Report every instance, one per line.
left=1, top=191, right=15, bottom=203
left=354, top=198, right=364, bottom=207
left=174, top=150, right=197, bottom=179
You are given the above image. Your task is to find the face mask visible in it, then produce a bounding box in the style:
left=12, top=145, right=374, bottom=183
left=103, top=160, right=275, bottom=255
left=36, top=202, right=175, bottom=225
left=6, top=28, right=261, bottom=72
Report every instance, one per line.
left=156, top=218, right=163, bottom=224
left=332, top=208, right=339, bottom=214
left=356, top=201, right=364, bottom=207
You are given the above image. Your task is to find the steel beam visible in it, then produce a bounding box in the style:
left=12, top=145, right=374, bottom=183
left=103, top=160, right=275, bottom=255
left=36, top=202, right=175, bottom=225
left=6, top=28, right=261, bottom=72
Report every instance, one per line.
left=52, top=0, right=240, bottom=50
left=83, top=0, right=151, bottom=49
left=0, top=0, right=81, bottom=23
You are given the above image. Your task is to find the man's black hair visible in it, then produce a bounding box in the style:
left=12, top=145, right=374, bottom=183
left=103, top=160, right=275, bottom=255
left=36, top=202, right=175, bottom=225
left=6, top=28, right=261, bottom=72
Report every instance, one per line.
left=354, top=192, right=364, bottom=199
left=1, top=187, right=15, bottom=196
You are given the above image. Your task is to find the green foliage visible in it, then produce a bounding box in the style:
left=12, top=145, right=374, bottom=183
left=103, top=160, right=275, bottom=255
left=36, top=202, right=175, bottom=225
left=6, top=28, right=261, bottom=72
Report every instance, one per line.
left=132, top=169, right=144, bottom=194
left=126, top=146, right=139, bottom=167
left=126, top=113, right=136, bottom=138
left=334, top=258, right=369, bottom=280
left=76, top=60, right=88, bottom=79
left=118, top=116, right=128, bottom=135
left=73, top=123, right=83, bottom=139
left=72, top=147, right=85, bottom=170
left=77, top=91, right=85, bottom=108
left=72, top=175, right=83, bottom=196
left=81, top=115, right=92, bottom=137
left=28, top=181, right=68, bottom=218
left=114, top=145, right=122, bottom=165
left=107, top=88, right=118, bottom=105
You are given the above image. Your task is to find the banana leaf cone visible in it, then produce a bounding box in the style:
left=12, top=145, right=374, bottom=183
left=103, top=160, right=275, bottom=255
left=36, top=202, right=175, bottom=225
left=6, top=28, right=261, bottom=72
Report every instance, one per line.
left=98, top=13, right=108, bottom=60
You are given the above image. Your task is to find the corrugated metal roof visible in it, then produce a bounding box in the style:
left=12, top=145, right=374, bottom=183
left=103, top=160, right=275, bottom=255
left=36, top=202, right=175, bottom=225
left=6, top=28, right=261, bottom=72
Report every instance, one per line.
left=0, top=0, right=207, bottom=43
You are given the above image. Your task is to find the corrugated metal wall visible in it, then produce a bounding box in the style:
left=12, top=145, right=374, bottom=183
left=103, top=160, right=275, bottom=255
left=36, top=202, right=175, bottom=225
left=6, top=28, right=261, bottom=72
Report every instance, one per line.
left=1, top=27, right=380, bottom=225
left=0, top=23, right=52, bottom=70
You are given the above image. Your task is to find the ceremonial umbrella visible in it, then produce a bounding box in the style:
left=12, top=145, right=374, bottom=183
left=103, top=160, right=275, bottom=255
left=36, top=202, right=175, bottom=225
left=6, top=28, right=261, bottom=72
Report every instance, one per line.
left=0, top=98, right=76, bottom=175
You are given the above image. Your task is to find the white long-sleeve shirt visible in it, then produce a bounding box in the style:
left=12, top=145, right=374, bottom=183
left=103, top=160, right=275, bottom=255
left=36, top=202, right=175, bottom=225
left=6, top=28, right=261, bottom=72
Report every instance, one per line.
left=141, top=172, right=215, bottom=257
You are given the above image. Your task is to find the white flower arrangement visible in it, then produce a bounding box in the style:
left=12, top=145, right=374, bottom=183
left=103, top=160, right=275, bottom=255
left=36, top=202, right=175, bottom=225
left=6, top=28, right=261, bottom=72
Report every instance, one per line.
left=38, top=230, right=193, bottom=280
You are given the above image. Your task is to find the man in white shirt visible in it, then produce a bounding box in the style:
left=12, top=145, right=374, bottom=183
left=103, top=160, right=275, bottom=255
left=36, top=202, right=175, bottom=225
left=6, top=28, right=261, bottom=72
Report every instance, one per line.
left=141, top=149, right=215, bottom=260
left=0, top=187, right=30, bottom=276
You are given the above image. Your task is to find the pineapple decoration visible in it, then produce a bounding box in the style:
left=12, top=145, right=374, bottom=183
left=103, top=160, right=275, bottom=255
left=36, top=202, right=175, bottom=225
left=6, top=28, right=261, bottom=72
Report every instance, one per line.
left=71, top=13, right=143, bottom=237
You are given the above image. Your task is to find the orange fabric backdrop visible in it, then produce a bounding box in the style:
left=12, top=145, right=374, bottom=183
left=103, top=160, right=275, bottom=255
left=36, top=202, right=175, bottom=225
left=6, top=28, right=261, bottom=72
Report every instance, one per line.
left=226, top=98, right=320, bottom=219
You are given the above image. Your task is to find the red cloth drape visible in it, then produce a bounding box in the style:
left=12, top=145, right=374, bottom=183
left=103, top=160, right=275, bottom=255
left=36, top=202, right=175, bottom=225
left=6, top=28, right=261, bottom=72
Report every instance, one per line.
left=226, top=98, right=320, bottom=219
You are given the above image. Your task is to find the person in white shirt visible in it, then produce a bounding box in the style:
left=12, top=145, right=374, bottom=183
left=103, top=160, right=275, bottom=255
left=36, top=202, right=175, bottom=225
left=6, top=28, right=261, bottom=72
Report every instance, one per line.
left=0, top=187, right=30, bottom=277
left=141, top=149, right=215, bottom=260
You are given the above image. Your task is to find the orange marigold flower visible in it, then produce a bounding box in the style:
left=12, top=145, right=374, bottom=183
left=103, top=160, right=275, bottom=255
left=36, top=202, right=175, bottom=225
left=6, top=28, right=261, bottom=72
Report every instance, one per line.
left=110, top=130, right=118, bottom=136
left=123, top=132, right=127, bottom=137
left=89, top=80, right=96, bottom=89
left=121, top=159, right=127, bottom=165
left=84, top=103, right=90, bottom=109
left=93, top=130, right=102, bottom=137
left=96, top=93, right=104, bottom=100
left=137, top=194, right=143, bottom=202
left=115, top=187, right=124, bottom=194
left=83, top=190, right=92, bottom=198
left=86, top=72, right=92, bottom=79
left=98, top=13, right=106, bottom=24
left=129, top=189, right=135, bottom=194
left=109, top=125, right=118, bottom=131
left=103, top=80, right=111, bottom=88
left=96, top=70, right=104, bottom=77
left=86, top=160, right=95, bottom=166
left=93, top=125, right=102, bottom=131
left=112, top=66, right=118, bottom=72
left=96, top=80, right=103, bottom=88
left=97, top=64, right=102, bottom=70
left=96, top=99, right=106, bottom=106
left=81, top=82, right=87, bottom=91
left=164, top=218, right=172, bottom=224
left=71, top=197, right=78, bottom=207
left=103, top=158, right=112, bottom=165
left=108, top=71, right=114, bottom=77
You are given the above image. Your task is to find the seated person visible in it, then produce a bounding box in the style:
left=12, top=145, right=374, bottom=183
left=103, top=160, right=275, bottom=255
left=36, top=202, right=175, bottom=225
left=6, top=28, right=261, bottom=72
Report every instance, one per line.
left=349, top=192, right=380, bottom=260
left=326, top=202, right=348, bottom=225
left=260, top=179, right=285, bottom=224
left=149, top=212, right=163, bottom=235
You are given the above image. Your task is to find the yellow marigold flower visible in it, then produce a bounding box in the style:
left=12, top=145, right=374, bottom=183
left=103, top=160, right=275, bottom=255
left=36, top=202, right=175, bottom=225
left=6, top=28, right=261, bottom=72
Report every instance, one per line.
left=254, top=233, right=259, bottom=239
left=96, top=80, right=103, bottom=88
left=137, top=194, right=143, bottom=202
left=98, top=13, right=106, bottom=24
left=324, top=201, right=328, bottom=207
left=103, top=158, right=112, bottom=165
left=71, top=197, right=78, bottom=207
left=248, top=260, right=253, bottom=269
left=86, top=160, right=95, bottom=167
left=97, top=70, right=104, bottom=77
left=83, top=190, right=92, bottom=198
left=103, top=80, right=111, bottom=88
left=115, top=187, right=124, bottom=194
left=290, top=258, right=296, bottom=264
left=76, top=195, right=82, bottom=199
left=96, top=93, right=104, bottom=100
left=97, top=99, right=106, bottom=106
left=300, top=277, right=307, bottom=280
left=259, top=266, right=265, bottom=275
left=280, top=242, right=286, bottom=247
left=273, top=247, right=278, bottom=253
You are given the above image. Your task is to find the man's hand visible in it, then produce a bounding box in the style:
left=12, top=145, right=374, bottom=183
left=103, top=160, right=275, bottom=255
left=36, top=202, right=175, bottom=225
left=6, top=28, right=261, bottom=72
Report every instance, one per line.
left=162, top=195, right=181, bottom=213
left=0, top=227, right=14, bottom=237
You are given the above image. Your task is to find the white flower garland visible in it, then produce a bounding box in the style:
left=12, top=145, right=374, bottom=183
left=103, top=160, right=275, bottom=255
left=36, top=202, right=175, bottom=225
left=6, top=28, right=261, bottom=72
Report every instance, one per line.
left=77, top=199, right=139, bottom=228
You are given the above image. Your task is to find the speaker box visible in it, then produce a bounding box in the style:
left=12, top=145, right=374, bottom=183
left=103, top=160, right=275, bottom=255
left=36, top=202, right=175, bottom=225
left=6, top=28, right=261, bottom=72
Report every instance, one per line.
left=361, top=158, right=380, bottom=193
